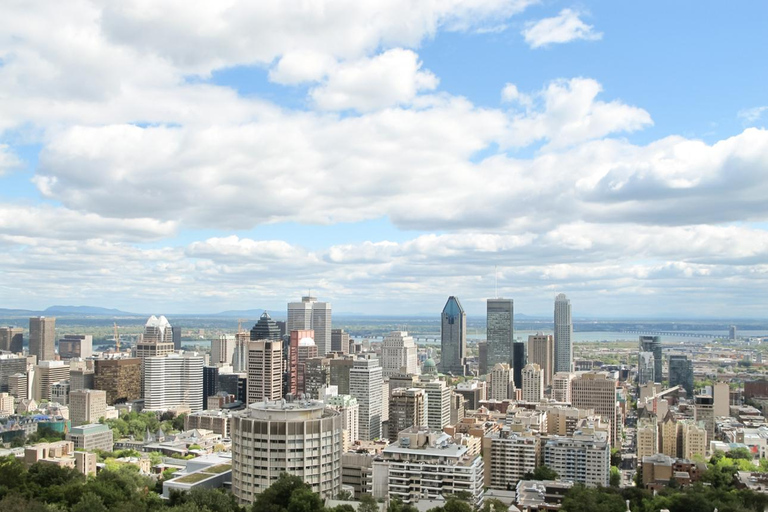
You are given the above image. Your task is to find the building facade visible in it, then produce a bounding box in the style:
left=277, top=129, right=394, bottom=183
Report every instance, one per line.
left=246, top=340, right=283, bottom=404
left=0, top=326, right=24, bottom=353
left=69, top=389, right=107, bottom=427
left=144, top=353, right=204, bottom=412
left=388, top=388, right=426, bottom=441
left=553, top=295, right=572, bottom=374
left=522, top=363, right=544, bottom=402
left=29, top=316, right=56, bottom=362
left=381, top=331, right=419, bottom=378
left=440, top=296, right=467, bottom=376
left=528, top=333, right=554, bottom=386
left=287, top=297, right=332, bottom=356
left=543, top=427, right=610, bottom=487
left=486, top=299, right=514, bottom=368
left=231, top=400, right=342, bottom=504
left=349, top=357, right=383, bottom=441
left=94, top=358, right=142, bottom=405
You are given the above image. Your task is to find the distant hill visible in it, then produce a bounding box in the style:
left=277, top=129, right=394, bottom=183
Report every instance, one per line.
left=43, top=305, right=138, bottom=316
left=213, top=309, right=275, bottom=318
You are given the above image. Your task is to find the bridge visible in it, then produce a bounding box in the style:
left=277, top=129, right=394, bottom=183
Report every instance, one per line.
left=620, top=330, right=719, bottom=338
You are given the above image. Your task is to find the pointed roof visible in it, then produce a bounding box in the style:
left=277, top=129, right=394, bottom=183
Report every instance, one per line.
left=442, top=296, right=464, bottom=318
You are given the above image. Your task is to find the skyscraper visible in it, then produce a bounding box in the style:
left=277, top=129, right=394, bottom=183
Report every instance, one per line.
left=528, top=333, right=554, bottom=386
left=211, top=334, right=236, bottom=366
left=349, top=356, right=383, bottom=441
left=94, top=358, right=142, bottom=405
left=250, top=312, right=281, bottom=341
left=331, top=329, right=350, bottom=354
left=553, top=294, right=572, bottom=374
left=440, top=296, right=467, bottom=376
left=512, top=341, right=527, bottom=388
left=522, top=363, right=544, bottom=402
left=247, top=340, right=283, bottom=404
left=29, top=316, right=56, bottom=362
left=144, top=353, right=204, bottom=412
left=287, top=297, right=332, bottom=356
left=668, top=355, right=694, bottom=397
left=381, top=331, right=419, bottom=377
left=639, top=336, right=662, bottom=383
left=486, top=298, right=514, bottom=367
left=172, top=326, right=182, bottom=350
left=388, top=388, right=426, bottom=441
left=288, top=330, right=314, bottom=396
left=136, top=315, right=175, bottom=359
left=0, top=327, right=23, bottom=353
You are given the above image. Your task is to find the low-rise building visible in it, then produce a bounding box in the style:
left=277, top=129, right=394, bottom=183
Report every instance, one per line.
left=66, top=423, right=114, bottom=452
left=372, top=427, right=485, bottom=506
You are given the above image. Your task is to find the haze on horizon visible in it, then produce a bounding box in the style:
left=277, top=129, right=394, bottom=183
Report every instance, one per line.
left=0, top=2, right=767, bottom=318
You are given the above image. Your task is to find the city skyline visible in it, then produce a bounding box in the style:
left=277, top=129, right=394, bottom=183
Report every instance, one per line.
left=1, top=3, right=767, bottom=317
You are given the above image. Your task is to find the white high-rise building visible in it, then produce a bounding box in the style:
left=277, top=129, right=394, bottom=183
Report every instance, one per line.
left=543, top=426, right=610, bottom=487
left=552, top=372, right=575, bottom=402
left=69, top=389, right=107, bottom=427
left=211, top=334, right=236, bottom=366
left=522, top=363, right=544, bottom=402
left=350, top=357, right=383, bottom=441
left=143, top=353, right=204, bottom=412
left=553, top=294, right=573, bottom=373
left=381, top=331, right=419, bottom=378
left=488, top=363, right=514, bottom=401
left=415, top=377, right=451, bottom=430
left=288, top=296, right=332, bottom=356
left=327, top=394, right=360, bottom=450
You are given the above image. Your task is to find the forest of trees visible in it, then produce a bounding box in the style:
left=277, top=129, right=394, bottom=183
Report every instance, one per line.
left=2, top=451, right=768, bottom=512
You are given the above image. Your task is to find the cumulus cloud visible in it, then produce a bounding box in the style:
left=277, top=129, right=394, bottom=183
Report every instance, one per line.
left=522, top=8, right=603, bottom=49
left=310, top=49, right=439, bottom=111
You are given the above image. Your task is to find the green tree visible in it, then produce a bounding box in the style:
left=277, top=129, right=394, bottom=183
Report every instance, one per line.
left=71, top=492, right=109, bottom=512
left=610, top=448, right=622, bottom=467
left=443, top=497, right=473, bottom=512
left=335, top=490, right=353, bottom=501
left=288, top=487, right=325, bottom=512
left=726, top=447, right=753, bottom=460
left=525, top=464, right=559, bottom=481
left=358, top=494, right=380, bottom=512
left=388, top=497, right=418, bottom=512
left=252, top=473, right=310, bottom=512
left=610, top=466, right=621, bottom=488
left=480, top=498, right=507, bottom=512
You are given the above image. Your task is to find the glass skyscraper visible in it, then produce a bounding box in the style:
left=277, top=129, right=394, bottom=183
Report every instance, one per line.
left=486, top=298, right=514, bottom=368
left=553, top=294, right=573, bottom=373
left=440, top=296, right=467, bottom=376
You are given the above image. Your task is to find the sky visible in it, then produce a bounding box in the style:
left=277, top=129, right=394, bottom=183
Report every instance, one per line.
left=1, top=1, right=767, bottom=318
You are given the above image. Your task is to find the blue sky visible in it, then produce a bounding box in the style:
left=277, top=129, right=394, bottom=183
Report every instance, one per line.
left=0, top=1, right=767, bottom=317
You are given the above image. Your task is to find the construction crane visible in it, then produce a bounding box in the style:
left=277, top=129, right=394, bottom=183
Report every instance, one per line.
left=113, top=322, right=121, bottom=352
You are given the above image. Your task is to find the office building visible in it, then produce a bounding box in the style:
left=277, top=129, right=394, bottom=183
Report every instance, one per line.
left=694, top=395, right=715, bottom=447
left=288, top=297, right=332, bottom=356
left=305, top=357, right=330, bottom=400
left=296, top=336, right=318, bottom=395
left=246, top=340, right=283, bottom=404
left=0, top=392, right=13, bottom=415
left=637, top=352, right=655, bottom=386
left=231, top=400, right=342, bottom=504
left=522, top=363, right=544, bottom=402
left=528, top=333, right=554, bottom=386
left=211, top=334, right=236, bottom=366
left=203, top=366, right=219, bottom=409
left=543, top=427, right=610, bottom=487
left=388, top=388, right=426, bottom=441
left=513, top=341, right=526, bottom=388
left=713, top=382, right=730, bottom=417
left=9, top=372, right=29, bottom=400
left=0, top=354, right=27, bottom=392
left=328, top=394, right=359, bottom=451
left=94, top=358, right=142, bottom=405
left=0, top=327, right=23, bottom=353
left=136, top=315, right=175, bottom=396
left=34, top=360, right=70, bottom=402
left=381, top=331, right=418, bottom=377
left=571, top=372, right=619, bottom=445
left=69, top=389, right=107, bottom=426
left=552, top=372, right=575, bottom=403
left=478, top=341, right=488, bottom=375
left=330, top=355, right=355, bottom=395
left=486, top=298, right=514, bottom=368
left=729, top=325, right=737, bottom=341
left=440, top=296, right=467, bottom=376
left=67, top=423, right=114, bottom=452
left=331, top=329, right=350, bottom=354
left=172, top=326, right=182, bottom=350
left=58, top=335, right=93, bottom=360
left=29, top=316, right=56, bottom=362
left=250, top=312, right=281, bottom=341
left=51, top=380, right=70, bottom=405
left=288, top=330, right=314, bottom=396
left=350, top=357, right=383, bottom=441
left=483, top=427, right=540, bottom=489
left=660, top=414, right=679, bottom=458
left=639, top=336, right=662, bottom=383
left=553, top=295, right=572, bottom=373
left=232, top=332, right=250, bottom=373
left=415, top=377, right=451, bottom=430
left=144, top=353, right=204, bottom=412
left=372, top=428, right=485, bottom=505
left=455, top=380, right=487, bottom=410
left=488, top=363, right=514, bottom=401
left=668, top=355, right=694, bottom=397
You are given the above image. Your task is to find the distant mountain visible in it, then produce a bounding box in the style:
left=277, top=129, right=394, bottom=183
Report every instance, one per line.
left=42, top=305, right=138, bottom=316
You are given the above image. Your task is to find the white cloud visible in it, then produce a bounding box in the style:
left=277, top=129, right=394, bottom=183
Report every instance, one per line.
left=310, top=49, right=439, bottom=111
left=0, top=144, right=21, bottom=175
left=739, top=106, right=768, bottom=123
left=505, top=78, right=652, bottom=148
left=522, top=8, right=603, bottom=49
